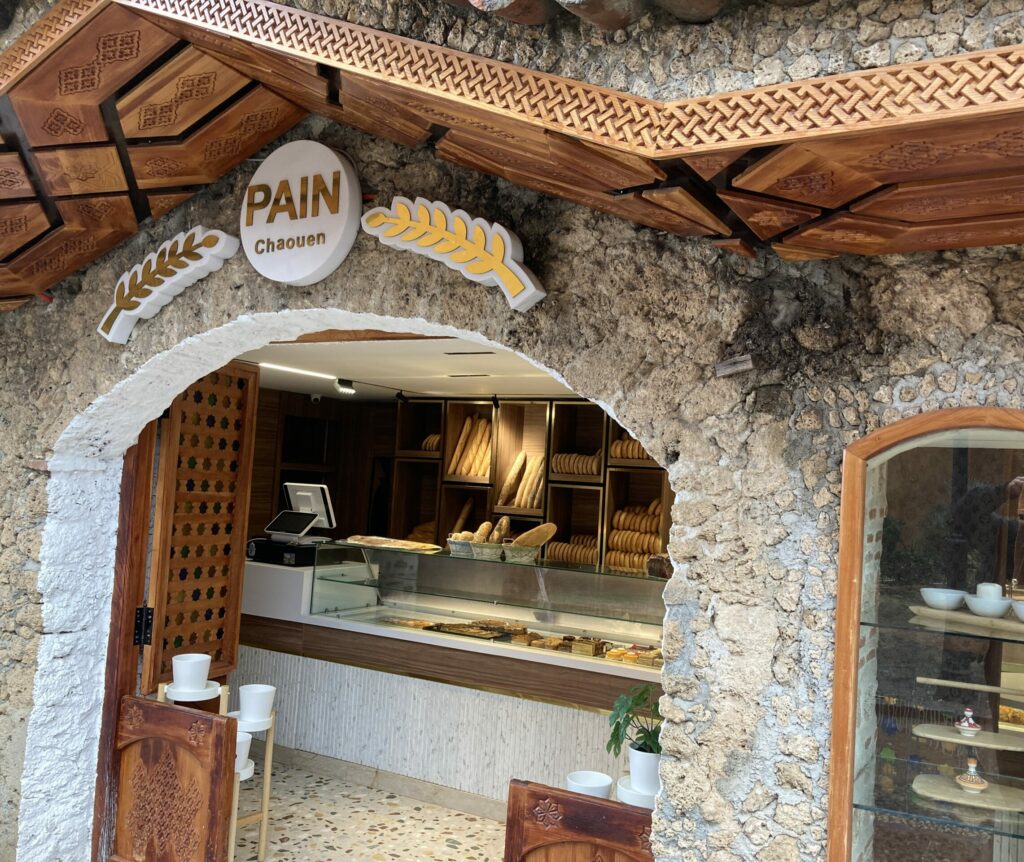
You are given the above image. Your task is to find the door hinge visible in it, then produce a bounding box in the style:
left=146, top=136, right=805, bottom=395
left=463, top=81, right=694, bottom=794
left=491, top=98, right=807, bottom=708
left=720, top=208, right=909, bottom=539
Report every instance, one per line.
left=133, top=605, right=154, bottom=646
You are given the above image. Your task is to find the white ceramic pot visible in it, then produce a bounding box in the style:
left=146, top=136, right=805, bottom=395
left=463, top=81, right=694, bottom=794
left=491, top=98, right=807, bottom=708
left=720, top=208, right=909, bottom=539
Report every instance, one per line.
left=566, top=771, right=613, bottom=799
left=239, top=684, right=276, bottom=722
left=628, top=744, right=661, bottom=796
left=977, top=582, right=1003, bottom=600
left=172, top=653, right=211, bottom=692
left=235, top=731, right=252, bottom=773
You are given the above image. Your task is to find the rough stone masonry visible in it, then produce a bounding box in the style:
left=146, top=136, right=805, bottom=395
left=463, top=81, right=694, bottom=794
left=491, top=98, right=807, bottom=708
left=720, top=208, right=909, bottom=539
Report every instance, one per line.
left=4, top=1, right=1024, bottom=861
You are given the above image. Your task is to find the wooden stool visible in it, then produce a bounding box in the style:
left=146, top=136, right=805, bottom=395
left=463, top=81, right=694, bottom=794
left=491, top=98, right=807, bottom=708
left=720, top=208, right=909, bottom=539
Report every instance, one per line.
left=227, top=710, right=276, bottom=862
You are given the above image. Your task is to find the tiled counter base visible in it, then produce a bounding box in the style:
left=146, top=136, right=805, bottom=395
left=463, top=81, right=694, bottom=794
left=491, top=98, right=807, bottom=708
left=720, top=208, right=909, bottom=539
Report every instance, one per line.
left=234, top=759, right=505, bottom=861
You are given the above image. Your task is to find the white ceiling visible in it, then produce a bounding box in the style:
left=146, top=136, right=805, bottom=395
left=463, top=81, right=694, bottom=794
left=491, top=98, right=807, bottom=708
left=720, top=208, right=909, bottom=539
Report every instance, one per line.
left=238, top=336, right=575, bottom=400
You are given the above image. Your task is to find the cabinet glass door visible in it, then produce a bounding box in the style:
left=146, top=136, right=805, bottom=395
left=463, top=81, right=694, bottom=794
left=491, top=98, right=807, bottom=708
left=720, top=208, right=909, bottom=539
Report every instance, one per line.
left=852, top=427, right=1024, bottom=861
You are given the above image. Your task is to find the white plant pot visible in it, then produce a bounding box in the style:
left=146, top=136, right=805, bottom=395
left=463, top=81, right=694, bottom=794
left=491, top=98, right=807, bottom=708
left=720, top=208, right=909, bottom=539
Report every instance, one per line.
left=628, top=744, right=661, bottom=796
left=235, top=731, right=252, bottom=773
left=172, top=653, right=211, bottom=692
left=239, top=684, right=276, bottom=722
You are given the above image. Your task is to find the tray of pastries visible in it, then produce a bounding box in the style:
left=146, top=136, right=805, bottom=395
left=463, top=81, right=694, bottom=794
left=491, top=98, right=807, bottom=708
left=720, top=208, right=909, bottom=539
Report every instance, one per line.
left=470, top=618, right=528, bottom=634
left=425, top=623, right=505, bottom=639
left=381, top=617, right=435, bottom=629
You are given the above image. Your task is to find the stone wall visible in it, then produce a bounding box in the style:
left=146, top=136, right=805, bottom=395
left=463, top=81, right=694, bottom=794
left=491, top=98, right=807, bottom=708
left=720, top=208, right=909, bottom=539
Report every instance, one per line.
left=3, top=2, right=1024, bottom=861
left=2, top=108, right=1024, bottom=861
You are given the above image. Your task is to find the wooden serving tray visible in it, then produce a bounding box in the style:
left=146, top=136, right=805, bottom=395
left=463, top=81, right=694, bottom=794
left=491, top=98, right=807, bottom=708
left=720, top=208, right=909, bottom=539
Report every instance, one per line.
left=910, top=605, right=1024, bottom=638
left=912, top=724, right=1024, bottom=753
left=913, top=774, right=1024, bottom=813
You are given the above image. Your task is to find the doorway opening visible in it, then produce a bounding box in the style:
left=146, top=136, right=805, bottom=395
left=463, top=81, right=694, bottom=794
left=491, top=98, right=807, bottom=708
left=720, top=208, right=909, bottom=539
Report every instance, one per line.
left=20, top=311, right=673, bottom=862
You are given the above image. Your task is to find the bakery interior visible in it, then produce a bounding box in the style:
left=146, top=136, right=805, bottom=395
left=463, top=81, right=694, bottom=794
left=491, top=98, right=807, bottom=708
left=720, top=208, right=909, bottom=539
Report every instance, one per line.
left=223, top=329, right=670, bottom=828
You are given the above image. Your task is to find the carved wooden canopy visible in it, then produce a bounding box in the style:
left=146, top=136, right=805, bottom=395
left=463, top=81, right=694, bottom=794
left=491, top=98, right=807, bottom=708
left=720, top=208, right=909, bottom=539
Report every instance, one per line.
left=2, top=0, right=1024, bottom=311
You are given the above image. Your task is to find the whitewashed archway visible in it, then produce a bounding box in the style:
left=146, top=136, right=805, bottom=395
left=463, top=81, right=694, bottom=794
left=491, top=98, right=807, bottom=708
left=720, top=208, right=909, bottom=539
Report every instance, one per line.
left=17, top=307, right=594, bottom=862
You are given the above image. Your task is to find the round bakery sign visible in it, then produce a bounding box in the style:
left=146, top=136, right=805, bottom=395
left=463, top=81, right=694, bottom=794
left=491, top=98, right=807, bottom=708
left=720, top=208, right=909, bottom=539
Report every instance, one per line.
left=240, top=140, right=361, bottom=286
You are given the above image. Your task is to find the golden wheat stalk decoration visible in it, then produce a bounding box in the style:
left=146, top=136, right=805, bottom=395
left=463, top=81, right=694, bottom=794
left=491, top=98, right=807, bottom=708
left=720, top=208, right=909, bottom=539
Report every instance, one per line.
left=361, top=197, right=545, bottom=312
left=98, top=226, right=239, bottom=344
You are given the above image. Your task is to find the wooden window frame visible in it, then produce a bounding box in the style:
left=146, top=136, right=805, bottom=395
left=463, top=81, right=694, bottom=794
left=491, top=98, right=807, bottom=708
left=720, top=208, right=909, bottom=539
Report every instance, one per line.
left=827, top=406, right=1024, bottom=861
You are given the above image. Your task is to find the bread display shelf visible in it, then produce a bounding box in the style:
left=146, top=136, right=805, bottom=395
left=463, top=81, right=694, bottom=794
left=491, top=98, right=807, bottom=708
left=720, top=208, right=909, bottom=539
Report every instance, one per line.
left=493, top=504, right=544, bottom=518
left=443, top=402, right=495, bottom=484
left=912, top=723, right=1024, bottom=753
left=910, top=605, right=1024, bottom=640
left=912, top=774, right=1024, bottom=813
left=396, top=399, right=443, bottom=459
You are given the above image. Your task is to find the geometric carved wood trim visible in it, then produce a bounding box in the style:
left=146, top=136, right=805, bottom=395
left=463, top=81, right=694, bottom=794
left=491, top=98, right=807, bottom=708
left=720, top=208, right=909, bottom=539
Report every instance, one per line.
left=119, top=0, right=1024, bottom=157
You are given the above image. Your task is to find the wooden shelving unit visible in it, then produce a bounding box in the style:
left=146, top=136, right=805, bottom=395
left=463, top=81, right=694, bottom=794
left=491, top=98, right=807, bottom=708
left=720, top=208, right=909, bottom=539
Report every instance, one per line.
left=388, top=397, right=670, bottom=567
left=607, top=417, right=659, bottom=469
left=544, top=484, right=603, bottom=568
left=395, top=399, right=444, bottom=459
left=493, top=401, right=549, bottom=517
left=439, top=484, right=491, bottom=539
left=389, top=459, right=441, bottom=543
left=443, top=400, right=495, bottom=484
left=549, top=401, right=605, bottom=484
left=603, top=468, right=670, bottom=574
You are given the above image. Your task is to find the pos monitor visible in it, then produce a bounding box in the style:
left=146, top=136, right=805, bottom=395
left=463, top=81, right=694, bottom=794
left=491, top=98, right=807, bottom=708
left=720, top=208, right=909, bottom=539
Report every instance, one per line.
left=283, top=482, right=336, bottom=530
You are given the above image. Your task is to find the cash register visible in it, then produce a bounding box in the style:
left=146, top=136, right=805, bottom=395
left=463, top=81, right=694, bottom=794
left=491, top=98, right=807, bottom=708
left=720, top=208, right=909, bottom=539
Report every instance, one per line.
left=246, top=482, right=336, bottom=567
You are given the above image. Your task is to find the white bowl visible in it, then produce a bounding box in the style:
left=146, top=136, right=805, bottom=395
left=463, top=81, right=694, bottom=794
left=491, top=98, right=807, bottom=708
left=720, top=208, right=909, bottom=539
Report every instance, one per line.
left=567, top=771, right=613, bottom=799
left=965, top=595, right=1012, bottom=618
left=1011, top=601, right=1024, bottom=623
left=920, top=588, right=967, bottom=611
left=616, top=775, right=656, bottom=809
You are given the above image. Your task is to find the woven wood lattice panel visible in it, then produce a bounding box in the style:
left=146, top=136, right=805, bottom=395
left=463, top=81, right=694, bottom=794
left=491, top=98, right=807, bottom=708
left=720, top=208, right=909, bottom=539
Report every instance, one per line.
left=142, top=361, right=258, bottom=693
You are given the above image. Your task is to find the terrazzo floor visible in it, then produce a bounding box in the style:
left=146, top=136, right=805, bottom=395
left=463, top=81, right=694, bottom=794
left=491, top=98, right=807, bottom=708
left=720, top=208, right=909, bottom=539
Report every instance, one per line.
left=234, top=760, right=506, bottom=861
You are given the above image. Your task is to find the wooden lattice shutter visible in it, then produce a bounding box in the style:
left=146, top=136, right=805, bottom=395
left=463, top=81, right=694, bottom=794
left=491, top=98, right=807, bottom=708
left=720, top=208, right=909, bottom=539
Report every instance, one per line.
left=110, top=696, right=235, bottom=862
left=142, top=361, right=259, bottom=693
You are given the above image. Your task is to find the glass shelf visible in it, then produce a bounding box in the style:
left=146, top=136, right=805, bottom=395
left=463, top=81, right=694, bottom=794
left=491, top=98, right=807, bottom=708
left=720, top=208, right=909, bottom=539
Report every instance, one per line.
left=854, top=756, right=1024, bottom=841
left=860, top=616, right=1024, bottom=647
left=311, top=540, right=666, bottom=632
left=327, top=541, right=666, bottom=582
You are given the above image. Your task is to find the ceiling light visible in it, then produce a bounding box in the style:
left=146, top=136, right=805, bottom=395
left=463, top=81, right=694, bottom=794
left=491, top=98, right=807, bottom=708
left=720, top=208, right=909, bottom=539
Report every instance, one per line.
left=443, top=350, right=496, bottom=356
left=258, top=362, right=336, bottom=380
left=334, top=379, right=356, bottom=395
left=447, top=373, right=490, bottom=378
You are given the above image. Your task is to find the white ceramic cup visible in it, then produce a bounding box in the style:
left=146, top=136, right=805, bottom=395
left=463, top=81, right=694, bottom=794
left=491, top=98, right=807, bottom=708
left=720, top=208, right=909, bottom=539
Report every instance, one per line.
left=977, top=582, right=1003, bottom=600
left=235, top=731, right=252, bottom=773
left=239, top=684, right=276, bottom=722
left=171, top=653, right=211, bottom=692
left=567, top=771, right=614, bottom=799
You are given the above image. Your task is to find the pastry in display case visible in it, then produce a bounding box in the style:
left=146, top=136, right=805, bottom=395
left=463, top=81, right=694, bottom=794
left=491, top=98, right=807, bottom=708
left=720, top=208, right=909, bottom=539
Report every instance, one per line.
left=831, top=417, right=1024, bottom=862
left=308, top=540, right=665, bottom=679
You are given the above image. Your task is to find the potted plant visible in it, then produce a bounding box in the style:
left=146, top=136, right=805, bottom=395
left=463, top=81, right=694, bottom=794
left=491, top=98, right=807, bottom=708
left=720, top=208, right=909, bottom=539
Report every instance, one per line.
left=607, top=683, right=662, bottom=796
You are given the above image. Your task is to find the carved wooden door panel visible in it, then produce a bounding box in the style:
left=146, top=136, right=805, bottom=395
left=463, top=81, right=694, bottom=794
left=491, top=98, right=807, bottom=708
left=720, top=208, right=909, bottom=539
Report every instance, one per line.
left=110, top=696, right=235, bottom=862
left=142, top=360, right=259, bottom=693
left=503, top=780, right=653, bottom=862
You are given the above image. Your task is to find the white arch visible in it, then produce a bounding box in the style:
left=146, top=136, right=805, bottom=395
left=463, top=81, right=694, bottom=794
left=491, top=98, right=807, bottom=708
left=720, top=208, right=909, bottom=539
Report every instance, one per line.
left=18, top=307, right=588, bottom=862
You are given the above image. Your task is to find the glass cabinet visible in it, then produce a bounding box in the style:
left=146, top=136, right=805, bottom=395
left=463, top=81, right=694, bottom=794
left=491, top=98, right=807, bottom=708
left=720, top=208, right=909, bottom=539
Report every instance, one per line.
left=309, top=541, right=665, bottom=674
left=833, top=415, right=1024, bottom=861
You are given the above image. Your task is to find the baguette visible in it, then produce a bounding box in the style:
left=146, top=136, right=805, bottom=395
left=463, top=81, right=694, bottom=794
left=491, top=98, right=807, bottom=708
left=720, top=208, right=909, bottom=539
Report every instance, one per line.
left=527, top=456, right=546, bottom=508
left=448, top=417, right=474, bottom=473
left=473, top=439, right=492, bottom=477
left=513, top=522, right=557, bottom=547
left=452, top=498, right=473, bottom=535
left=514, top=456, right=539, bottom=507
left=472, top=521, right=493, bottom=543
left=488, top=515, right=511, bottom=544
left=498, top=451, right=527, bottom=505
left=458, top=418, right=487, bottom=475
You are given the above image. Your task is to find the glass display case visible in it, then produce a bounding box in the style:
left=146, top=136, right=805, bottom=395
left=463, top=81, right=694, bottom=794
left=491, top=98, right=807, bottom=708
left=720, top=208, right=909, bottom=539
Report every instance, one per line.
left=837, top=420, right=1024, bottom=862
left=309, top=541, right=665, bottom=677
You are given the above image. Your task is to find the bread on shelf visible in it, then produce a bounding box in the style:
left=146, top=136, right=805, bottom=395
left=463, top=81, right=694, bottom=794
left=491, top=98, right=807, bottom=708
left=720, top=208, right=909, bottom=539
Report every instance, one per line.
left=448, top=416, right=492, bottom=478
left=420, top=433, right=441, bottom=452
left=551, top=451, right=601, bottom=476
left=609, top=432, right=654, bottom=461
left=406, top=521, right=436, bottom=543
left=547, top=540, right=598, bottom=566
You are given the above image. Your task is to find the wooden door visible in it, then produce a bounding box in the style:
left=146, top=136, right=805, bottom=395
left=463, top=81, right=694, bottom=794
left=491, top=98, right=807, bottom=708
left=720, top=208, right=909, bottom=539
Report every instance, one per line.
left=110, top=696, right=235, bottom=862
left=142, top=361, right=260, bottom=692
left=503, top=780, right=653, bottom=862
